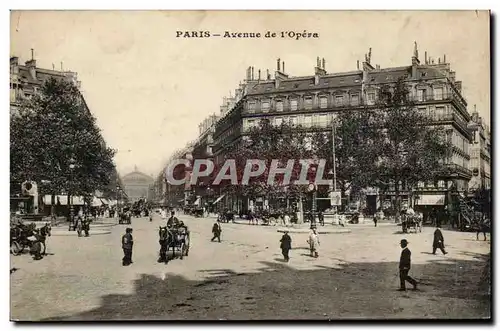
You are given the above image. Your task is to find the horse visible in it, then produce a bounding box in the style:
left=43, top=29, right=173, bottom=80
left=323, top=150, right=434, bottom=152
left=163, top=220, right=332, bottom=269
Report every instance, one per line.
left=158, top=226, right=174, bottom=263
left=474, top=218, right=490, bottom=241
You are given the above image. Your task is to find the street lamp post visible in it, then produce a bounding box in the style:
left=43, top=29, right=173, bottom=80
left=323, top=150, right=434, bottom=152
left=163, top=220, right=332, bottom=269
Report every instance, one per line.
left=68, top=158, right=75, bottom=231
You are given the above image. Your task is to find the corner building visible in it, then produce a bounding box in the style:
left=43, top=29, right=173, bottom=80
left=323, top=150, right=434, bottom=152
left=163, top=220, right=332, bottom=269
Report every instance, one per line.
left=213, top=44, right=473, bottom=216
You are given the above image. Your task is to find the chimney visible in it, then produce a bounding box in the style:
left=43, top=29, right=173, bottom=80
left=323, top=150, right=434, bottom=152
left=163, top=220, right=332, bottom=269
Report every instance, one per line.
left=412, top=41, right=420, bottom=65
left=376, top=64, right=380, bottom=70
left=25, top=53, right=37, bottom=80
left=258, top=69, right=261, bottom=80
left=314, top=57, right=327, bottom=76
left=246, top=66, right=251, bottom=81
left=267, top=69, right=270, bottom=80
left=357, top=60, right=360, bottom=70
left=425, top=51, right=427, bottom=64
left=10, top=56, right=19, bottom=66
left=438, top=57, right=441, bottom=64
left=321, top=58, right=325, bottom=70
left=52, top=63, right=55, bottom=70
left=251, top=66, right=254, bottom=80
left=443, top=54, right=446, bottom=63
left=282, top=61, right=285, bottom=73
left=61, top=62, right=64, bottom=71
left=277, top=58, right=281, bottom=71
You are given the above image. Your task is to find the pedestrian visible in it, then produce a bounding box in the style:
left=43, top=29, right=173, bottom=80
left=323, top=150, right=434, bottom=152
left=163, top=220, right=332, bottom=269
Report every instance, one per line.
left=318, top=210, right=325, bottom=226
left=211, top=220, right=222, bottom=242
left=280, top=231, right=292, bottom=262
left=122, top=227, right=134, bottom=266
left=432, top=226, right=447, bottom=255
left=307, top=227, right=320, bottom=258
left=149, top=209, right=153, bottom=222
left=284, top=213, right=291, bottom=227
left=398, top=239, right=418, bottom=291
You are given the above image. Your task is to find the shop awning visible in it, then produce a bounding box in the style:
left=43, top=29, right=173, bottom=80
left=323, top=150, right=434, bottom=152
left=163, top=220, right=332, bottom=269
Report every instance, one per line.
left=92, top=197, right=103, bottom=207
left=43, top=195, right=86, bottom=205
left=416, top=194, right=445, bottom=206
left=213, top=194, right=225, bottom=205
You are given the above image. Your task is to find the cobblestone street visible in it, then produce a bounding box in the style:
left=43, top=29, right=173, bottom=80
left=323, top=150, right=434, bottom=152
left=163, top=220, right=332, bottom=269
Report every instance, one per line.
left=10, top=214, right=490, bottom=320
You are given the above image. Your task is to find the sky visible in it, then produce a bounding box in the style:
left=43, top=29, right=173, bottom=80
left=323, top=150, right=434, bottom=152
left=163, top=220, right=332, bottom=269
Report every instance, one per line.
left=10, top=10, right=490, bottom=177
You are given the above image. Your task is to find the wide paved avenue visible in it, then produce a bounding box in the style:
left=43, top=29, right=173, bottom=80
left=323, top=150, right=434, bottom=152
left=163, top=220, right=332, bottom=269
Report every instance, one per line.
left=10, top=214, right=490, bottom=320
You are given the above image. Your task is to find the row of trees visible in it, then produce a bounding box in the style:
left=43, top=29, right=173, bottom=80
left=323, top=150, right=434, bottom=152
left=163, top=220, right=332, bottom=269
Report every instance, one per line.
left=210, top=78, right=452, bottom=218
left=10, top=77, right=118, bottom=203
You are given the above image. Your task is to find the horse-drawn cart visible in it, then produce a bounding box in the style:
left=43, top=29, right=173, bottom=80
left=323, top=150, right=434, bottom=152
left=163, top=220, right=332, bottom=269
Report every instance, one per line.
left=10, top=222, right=51, bottom=259
left=158, top=225, right=190, bottom=263
left=401, top=214, right=423, bottom=233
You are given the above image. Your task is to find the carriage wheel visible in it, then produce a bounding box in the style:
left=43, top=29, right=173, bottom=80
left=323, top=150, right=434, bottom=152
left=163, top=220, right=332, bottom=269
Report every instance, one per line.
left=11, top=241, right=22, bottom=256
left=179, top=243, right=185, bottom=260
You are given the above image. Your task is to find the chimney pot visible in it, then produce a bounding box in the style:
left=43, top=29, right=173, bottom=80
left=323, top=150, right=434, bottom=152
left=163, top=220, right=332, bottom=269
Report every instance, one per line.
left=357, top=60, right=360, bottom=70
left=425, top=51, right=428, bottom=64
left=258, top=69, right=261, bottom=80
left=277, top=58, right=281, bottom=71
left=282, top=61, right=285, bottom=73
left=321, top=58, right=325, bottom=69
left=444, top=54, right=446, bottom=63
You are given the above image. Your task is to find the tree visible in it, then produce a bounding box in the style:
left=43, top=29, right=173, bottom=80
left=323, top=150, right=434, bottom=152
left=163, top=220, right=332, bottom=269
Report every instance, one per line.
left=372, top=78, right=451, bottom=221
left=218, top=118, right=317, bottom=201
left=10, top=77, right=116, bottom=201
left=311, top=108, right=381, bottom=210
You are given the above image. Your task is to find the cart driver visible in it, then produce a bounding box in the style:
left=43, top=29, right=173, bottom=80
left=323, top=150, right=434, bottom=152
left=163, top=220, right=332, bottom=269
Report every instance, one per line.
left=167, top=211, right=180, bottom=228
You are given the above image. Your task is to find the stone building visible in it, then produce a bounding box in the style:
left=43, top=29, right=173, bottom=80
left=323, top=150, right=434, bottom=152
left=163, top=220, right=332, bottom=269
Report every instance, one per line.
left=212, top=43, right=473, bottom=214
left=121, top=166, right=154, bottom=203
left=468, top=107, right=491, bottom=191
left=10, top=51, right=81, bottom=116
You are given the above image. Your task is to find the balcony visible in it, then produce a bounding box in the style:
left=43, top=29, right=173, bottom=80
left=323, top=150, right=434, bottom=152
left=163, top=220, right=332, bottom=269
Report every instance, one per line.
left=410, top=91, right=468, bottom=114
left=445, top=163, right=473, bottom=179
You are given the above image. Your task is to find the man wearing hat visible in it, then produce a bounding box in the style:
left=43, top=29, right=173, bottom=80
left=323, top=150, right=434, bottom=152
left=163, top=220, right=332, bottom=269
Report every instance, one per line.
left=122, top=227, right=134, bottom=266
left=308, top=226, right=320, bottom=258
left=279, top=231, right=292, bottom=262
left=399, top=239, right=417, bottom=291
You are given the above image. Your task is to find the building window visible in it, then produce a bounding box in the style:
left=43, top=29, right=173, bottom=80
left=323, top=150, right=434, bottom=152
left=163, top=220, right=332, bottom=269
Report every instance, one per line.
left=335, top=95, right=344, bottom=106
left=248, top=119, right=255, bottom=129
left=319, top=96, right=328, bottom=109
left=290, top=99, right=298, bottom=111
left=368, top=92, right=375, bottom=104
left=276, top=100, right=283, bottom=112
left=351, top=94, right=359, bottom=105
left=417, top=89, right=426, bottom=102
left=275, top=117, right=283, bottom=126
left=303, top=115, right=312, bottom=127
left=434, top=87, right=443, bottom=100
left=248, top=101, right=256, bottom=112
left=319, top=114, right=328, bottom=126
left=262, top=100, right=270, bottom=112
left=435, top=106, right=445, bottom=120
left=290, top=116, right=298, bottom=126
left=304, top=96, right=313, bottom=110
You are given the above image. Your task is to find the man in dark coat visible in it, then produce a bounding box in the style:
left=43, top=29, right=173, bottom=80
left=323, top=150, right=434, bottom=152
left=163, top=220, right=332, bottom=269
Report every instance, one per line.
left=398, top=239, right=418, bottom=291
left=211, top=220, right=222, bottom=242
left=122, top=228, right=134, bottom=266
left=433, top=226, right=448, bottom=255
left=167, top=211, right=179, bottom=228
left=280, top=231, right=292, bottom=262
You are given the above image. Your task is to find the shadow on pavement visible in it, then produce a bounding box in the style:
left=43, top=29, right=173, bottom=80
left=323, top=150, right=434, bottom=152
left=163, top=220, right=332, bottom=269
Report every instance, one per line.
left=38, top=252, right=491, bottom=321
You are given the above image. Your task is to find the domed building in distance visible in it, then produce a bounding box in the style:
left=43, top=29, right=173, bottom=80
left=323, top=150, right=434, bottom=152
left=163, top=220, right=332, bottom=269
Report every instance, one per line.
left=121, top=166, right=154, bottom=203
